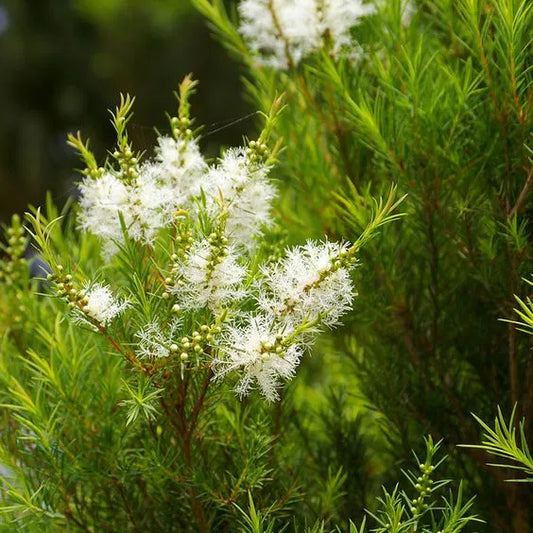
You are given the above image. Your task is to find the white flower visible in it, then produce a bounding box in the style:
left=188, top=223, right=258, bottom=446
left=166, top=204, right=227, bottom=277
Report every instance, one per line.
left=202, top=148, right=276, bottom=247
left=257, top=240, right=355, bottom=327
left=78, top=165, right=172, bottom=257
left=171, top=239, right=247, bottom=311
left=136, top=320, right=181, bottom=359
left=78, top=172, right=131, bottom=257
left=238, top=0, right=375, bottom=68
left=77, top=136, right=275, bottom=257
left=82, top=283, right=129, bottom=326
left=128, top=164, right=173, bottom=243
left=239, top=0, right=319, bottom=68
left=213, top=314, right=304, bottom=401
left=154, top=135, right=207, bottom=208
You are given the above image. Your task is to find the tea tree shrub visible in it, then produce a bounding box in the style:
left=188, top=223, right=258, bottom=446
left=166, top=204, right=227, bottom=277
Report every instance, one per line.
left=0, top=78, right=417, bottom=531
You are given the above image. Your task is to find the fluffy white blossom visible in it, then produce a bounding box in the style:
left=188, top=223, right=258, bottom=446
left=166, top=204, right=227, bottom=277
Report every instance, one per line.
left=128, top=164, right=173, bottom=241
left=171, top=239, right=247, bottom=311
left=77, top=140, right=275, bottom=257
left=202, top=148, right=276, bottom=246
left=78, top=172, right=131, bottom=257
left=78, top=166, right=170, bottom=258
left=239, top=0, right=318, bottom=68
left=213, top=314, right=304, bottom=401
left=81, top=283, right=129, bottom=326
left=238, top=0, right=376, bottom=68
left=136, top=320, right=181, bottom=359
left=257, top=240, right=355, bottom=327
left=154, top=135, right=207, bottom=208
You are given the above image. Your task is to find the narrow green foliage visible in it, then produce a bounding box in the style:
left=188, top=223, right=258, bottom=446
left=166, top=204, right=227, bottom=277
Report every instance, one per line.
left=2, top=0, right=532, bottom=530
left=468, top=406, right=533, bottom=481
left=0, top=78, right=406, bottom=532
left=121, top=377, right=162, bottom=426
left=66, top=132, right=100, bottom=179
left=192, top=0, right=252, bottom=65
left=235, top=493, right=281, bottom=533
left=177, top=74, right=199, bottom=121
left=364, top=438, right=481, bottom=533
left=110, top=93, right=135, bottom=143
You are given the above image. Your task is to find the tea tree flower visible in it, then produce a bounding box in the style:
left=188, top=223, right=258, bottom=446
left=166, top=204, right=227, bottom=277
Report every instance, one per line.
left=213, top=241, right=358, bottom=399
left=171, top=236, right=247, bottom=311
left=74, top=92, right=277, bottom=257
left=77, top=172, right=130, bottom=257
left=214, top=314, right=305, bottom=401
left=238, top=0, right=375, bottom=68
left=257, top=240, right=356, bottom=327
left=81, top=283, right=129, bottom=326
left=78, top=166, right=170, bottom=258
left=155, top=135, right=207, bottom=209
left=239, top=0, right=319, bottom=68
left=203, top=148, right=276, bottom=247
left=74, top=92, right=195, bottom=257
left=48, top=269, right=127, bottom=328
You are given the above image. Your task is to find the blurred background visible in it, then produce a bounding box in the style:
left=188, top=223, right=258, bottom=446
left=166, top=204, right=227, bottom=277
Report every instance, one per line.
left=0, top=0, right=249, bottom=223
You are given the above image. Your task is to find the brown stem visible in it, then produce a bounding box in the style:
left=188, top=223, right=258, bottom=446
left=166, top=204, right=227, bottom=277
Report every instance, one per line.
left=182, top=429, right=209, bottom=533
left=472, top=14, right=498, bottom=111
left=98, top=326, right=125, bottom=355
left=159, top=395, right=183, bottom=434
left=172, top=370, right=212, bottom=533
left=63, top=507, right=92, bottom=533
left=98, top=326, right=150, bottom=375
left=187, top=371, right=212, bottom=440
left=110, top=478, right=142, bottom=533
left=509, top=165, right=533, bottom=218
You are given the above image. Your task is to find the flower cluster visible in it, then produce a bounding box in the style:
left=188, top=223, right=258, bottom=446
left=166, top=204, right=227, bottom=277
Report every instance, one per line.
left=257, top=240, right=356, bottom=327
left=203, top=148, right=276, bottom=247
left=214, top=314, right=305, bottom=401
left=67, top=85, right=361, bottom=401
left=238, top=0, right=376, bottom=68
left=75, top=103, right=273, bottom=258
left=214, top=240, right=357, bottom=400
left=78, top=167, right=171, bottom=258
left=171, top=237, right=248, bottom=312
left=154, top=134, right=207, bottom=207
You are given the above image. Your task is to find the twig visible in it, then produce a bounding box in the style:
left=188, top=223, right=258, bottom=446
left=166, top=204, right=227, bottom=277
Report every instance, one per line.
left=509, top=166, right=533, bottom=218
